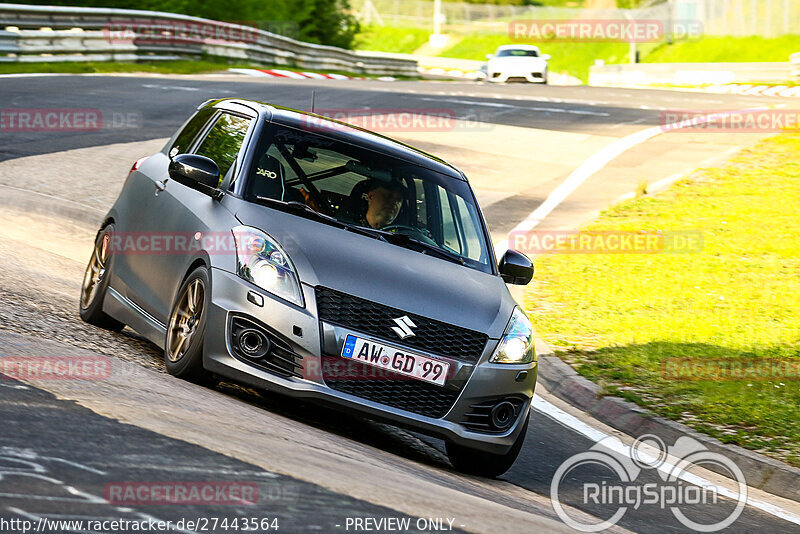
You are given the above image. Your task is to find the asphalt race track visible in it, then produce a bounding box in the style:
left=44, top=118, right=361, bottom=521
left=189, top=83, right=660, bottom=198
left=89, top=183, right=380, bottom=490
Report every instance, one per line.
left=0, top=74, right=798, bottom=533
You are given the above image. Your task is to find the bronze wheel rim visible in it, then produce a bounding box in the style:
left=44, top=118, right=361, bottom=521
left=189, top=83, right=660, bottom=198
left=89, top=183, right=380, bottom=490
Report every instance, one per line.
left=166, top=278, right=205, bottom=363
left=80, top=232, right=110, bottom=310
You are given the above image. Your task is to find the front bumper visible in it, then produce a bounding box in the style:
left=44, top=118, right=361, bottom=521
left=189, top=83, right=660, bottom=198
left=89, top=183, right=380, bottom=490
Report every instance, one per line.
left=488, top=69, right=546, bottom=83
left=203, top=268, right=538, bottom=454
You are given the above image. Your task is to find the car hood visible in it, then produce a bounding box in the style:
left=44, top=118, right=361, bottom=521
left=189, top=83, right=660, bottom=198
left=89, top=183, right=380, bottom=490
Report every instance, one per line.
left=489, top=56, right=546, bottom=67
left=234, top=204, right=515, bottom=338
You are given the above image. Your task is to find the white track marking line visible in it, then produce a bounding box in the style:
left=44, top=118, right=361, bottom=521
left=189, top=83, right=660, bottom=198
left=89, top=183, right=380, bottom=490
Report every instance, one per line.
left=532, top=395, right=800, bottom=526
left=494, top=106, right=768, bottom=257
left=419, top=97, right=610, bottom=116
left=141, top=83, right=199, bottom=92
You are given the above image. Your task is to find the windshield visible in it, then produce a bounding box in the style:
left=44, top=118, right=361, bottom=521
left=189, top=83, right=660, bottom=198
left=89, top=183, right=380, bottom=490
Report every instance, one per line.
left=496, top=49, right=539, bottom=57
left=244, top=123, right=493, bottom=273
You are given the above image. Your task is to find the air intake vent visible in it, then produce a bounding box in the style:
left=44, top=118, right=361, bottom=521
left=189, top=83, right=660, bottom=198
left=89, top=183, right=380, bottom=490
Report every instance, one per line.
left=229, top=315, right=303, bottom=379
left=462, top=396, right=526, bottom=433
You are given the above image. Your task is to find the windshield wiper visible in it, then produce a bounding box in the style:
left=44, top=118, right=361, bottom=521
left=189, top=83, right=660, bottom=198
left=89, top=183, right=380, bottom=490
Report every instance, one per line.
left=377, top=231, right=467, bottom=266
left=255, top=197, right=342, bottom=226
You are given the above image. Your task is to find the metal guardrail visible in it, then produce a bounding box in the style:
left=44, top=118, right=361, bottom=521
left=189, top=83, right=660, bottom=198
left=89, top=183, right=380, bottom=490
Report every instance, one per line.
left=0, top=3, right=418, bottom=76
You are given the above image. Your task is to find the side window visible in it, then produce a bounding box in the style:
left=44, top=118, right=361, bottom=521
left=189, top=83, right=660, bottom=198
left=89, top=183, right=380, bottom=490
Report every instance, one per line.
left=194, top=113, right=252, bottom=183
left=168, top=109, right=215, bottom=158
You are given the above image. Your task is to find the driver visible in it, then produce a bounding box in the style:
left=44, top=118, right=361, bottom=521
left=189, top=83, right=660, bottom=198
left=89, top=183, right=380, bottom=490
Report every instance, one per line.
left=360, top=179, right=405, bottom=229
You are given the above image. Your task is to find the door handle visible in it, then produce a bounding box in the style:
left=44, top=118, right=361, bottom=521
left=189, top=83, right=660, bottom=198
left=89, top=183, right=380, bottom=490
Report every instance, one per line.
left=154, top=179, right=168, bottom=195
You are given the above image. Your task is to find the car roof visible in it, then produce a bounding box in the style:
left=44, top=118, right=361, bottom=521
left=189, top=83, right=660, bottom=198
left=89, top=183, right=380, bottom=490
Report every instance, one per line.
left=496, top=44, right=541, bottom=52
left=202, top=98, right=466, bottom=180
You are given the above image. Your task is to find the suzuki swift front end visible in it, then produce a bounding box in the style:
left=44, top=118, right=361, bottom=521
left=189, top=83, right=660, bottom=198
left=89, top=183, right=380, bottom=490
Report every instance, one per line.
left=79, top=98, right=537, bottom=477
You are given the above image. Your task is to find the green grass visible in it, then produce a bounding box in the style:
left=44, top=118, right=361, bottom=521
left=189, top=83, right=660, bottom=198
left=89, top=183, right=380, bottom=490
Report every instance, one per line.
left=525, top=133, right=800, bottom=466
left=643, top=35, right=800, bottom=63
left=0, top=60, right=240, bottom=75
left=354, top=26, right=431, bottom=54
left=0, top=59, right=413, bottom=79
left=439, top=34, right=628, bottom=81
left=354, top=26, right=800, bottom=83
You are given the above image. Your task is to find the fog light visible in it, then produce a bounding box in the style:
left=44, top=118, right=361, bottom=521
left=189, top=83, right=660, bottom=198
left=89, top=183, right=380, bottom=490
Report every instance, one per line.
left=237, top=328, right=270, bottom=359
left=490, top=401, right=516, bottom=431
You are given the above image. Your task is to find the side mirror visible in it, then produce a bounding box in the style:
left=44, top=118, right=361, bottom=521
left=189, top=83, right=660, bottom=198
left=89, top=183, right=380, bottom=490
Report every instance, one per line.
left=498, top=249, right=534, bottom=285
left=542, top=54, right=551, bottom=60
left=486, top=54, right=493, bottom=60
left=168, top=154, right=221, bottom=197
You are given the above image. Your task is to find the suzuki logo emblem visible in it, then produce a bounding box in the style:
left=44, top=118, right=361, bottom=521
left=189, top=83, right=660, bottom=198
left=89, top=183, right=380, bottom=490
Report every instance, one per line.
left=391, top=316, right=417, bottom=339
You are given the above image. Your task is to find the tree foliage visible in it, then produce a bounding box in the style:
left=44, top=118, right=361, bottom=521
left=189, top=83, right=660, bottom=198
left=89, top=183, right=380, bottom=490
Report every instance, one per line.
left=17, top=0, right=359, bottom=48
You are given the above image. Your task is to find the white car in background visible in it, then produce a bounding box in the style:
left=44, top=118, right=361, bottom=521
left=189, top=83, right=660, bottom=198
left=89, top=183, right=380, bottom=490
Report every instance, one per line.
left=484, top=45, right=550, bottom=84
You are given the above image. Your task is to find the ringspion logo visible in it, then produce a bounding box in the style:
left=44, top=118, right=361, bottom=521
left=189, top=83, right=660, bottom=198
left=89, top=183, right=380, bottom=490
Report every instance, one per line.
left=551, top=435, right=746, bottom=532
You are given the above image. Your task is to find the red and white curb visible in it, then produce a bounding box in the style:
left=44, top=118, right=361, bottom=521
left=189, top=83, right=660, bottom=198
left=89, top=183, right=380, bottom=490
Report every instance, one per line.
left=704, top=84, right=800, bottom=98
left=418, top=66, right=479, bottom=79
left=228, top=68, right=364, bottom=80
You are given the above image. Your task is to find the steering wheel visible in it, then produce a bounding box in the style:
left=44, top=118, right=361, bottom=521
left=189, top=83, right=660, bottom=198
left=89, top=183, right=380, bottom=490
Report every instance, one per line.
left=380, top=224, right=437, bottom=245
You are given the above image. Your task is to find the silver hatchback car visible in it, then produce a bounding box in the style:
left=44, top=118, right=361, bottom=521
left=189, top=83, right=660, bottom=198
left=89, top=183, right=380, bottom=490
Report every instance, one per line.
left=80, top=98, right=537, bottom=476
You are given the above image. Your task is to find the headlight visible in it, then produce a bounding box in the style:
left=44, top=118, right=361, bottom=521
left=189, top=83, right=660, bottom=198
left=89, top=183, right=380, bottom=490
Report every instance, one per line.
left=232, top=226, right=303, bottom=307
left=490, top=307, right=535, bottom=364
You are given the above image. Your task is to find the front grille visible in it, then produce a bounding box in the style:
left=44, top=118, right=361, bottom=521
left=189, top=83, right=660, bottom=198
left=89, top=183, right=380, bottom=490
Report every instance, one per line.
left=315, top=287, right=488, bottom=364
left=321, top=355, right=461, bottom=418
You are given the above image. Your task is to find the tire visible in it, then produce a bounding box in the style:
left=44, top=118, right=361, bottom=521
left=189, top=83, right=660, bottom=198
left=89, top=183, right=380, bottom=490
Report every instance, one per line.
left=446, top=413, right=529, bottom=478
left=79, top=224, right=125, bottom=331
left=165, top=266, right=210, bottom=381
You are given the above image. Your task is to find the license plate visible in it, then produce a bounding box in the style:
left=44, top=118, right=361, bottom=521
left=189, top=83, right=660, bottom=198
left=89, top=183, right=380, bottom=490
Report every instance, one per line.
left=340, top=334, right=450, bottom=386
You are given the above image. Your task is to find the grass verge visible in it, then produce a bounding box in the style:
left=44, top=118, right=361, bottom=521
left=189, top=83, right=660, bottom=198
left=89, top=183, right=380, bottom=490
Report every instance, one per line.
left=643, top=35, right=800, bottom=63
left=0, top=60, right=246, bottom=75
left=355, top=26, right=431, bottom=55
left=0, top=59, right=412, bottom=79
left=355, top=28, right=800, bottom=83
left=525, top=133, right=800, bottom=466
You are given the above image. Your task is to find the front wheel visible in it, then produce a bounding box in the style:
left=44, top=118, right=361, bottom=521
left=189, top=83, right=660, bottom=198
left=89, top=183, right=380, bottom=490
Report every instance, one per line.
left=79, top=224, right=125, bottom=331
left=165, top=266, right=210, bottom=381
left=446, top=413, right=529, bottom=478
